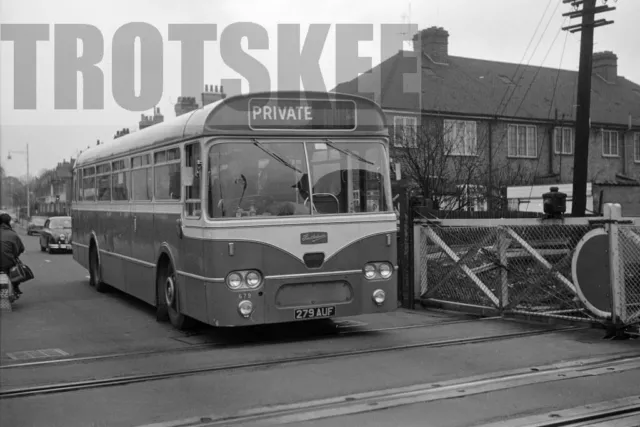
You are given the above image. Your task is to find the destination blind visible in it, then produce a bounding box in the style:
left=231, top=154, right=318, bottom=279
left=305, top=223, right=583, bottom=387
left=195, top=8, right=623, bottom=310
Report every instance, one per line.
left=248, top=98, right=356, bottom=130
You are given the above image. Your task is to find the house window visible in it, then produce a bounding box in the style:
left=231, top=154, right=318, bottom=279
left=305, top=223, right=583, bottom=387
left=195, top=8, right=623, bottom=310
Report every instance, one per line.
left=444, top=120, right=477, bottom=156
left=554, top=127, right=573, bottom=155
left=393, top=116, right=418, bottom=148
left=602, top=130, right=619, bottom=157
left=634, top=132, right=640, bottom=163
left=508, top=124, right=537, bottom=158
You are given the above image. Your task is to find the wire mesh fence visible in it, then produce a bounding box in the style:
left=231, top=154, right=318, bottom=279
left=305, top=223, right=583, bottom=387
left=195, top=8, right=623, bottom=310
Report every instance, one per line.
left=418, top=223, right=603, bottom=321
left=617, top=226, right=640, bottom=326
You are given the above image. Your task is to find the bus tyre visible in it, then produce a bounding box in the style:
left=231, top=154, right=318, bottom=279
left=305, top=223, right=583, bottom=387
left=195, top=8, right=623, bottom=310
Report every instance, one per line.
left=89, top=245, right=108, bottom=293
left=157, top=262, right=196, bottom=331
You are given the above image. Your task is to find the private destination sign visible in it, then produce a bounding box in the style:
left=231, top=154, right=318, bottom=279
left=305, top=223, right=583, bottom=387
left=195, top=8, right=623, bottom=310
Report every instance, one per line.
left=248, top=98, right=357, bottom=130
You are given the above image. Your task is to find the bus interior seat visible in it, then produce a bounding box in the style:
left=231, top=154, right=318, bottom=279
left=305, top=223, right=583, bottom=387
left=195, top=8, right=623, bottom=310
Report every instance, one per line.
left=311, top=193, right=340, bottom=214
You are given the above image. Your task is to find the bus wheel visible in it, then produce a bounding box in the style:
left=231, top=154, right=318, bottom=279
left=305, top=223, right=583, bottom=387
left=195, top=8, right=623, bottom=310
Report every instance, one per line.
left=89, top=245, right=108, bottom=293
left=158, top=262, right=196, bottom=331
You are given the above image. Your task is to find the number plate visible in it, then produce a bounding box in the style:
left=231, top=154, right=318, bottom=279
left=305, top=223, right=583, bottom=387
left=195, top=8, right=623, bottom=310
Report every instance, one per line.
left=294, top=306, right=336, bottom=319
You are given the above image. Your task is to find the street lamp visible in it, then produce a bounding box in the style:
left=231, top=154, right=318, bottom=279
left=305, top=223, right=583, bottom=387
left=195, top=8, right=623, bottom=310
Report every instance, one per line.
left=7, top=144, right=30, bottom=220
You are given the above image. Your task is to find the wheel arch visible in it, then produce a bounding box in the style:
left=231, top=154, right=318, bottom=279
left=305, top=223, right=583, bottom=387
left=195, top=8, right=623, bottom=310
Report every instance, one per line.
left=155, top=243, right=178, bottom=306
left=89, top=231, right=101, bottom=267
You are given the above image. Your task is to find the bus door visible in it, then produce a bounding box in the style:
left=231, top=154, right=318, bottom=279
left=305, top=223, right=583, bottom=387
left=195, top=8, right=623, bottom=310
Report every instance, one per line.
left=178, top=140, right=207, bottom=321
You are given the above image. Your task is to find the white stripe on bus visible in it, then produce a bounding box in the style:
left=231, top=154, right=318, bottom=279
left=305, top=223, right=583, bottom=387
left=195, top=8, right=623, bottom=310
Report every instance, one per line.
left=72, top=202, right=182, bottom=214
left=73, top=242, right=370, bottom=283
left=182, top=222, right=395, bottom=263
left=74, top=222, right=395, bottom=265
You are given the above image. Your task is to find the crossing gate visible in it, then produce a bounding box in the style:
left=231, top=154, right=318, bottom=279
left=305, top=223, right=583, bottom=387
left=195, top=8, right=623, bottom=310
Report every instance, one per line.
left=413, top=209, right=640, bottom=326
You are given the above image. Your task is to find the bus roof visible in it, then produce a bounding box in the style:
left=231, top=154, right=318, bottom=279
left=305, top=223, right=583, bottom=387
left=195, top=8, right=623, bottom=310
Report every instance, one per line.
left=75, top=91, right=388, bottom=168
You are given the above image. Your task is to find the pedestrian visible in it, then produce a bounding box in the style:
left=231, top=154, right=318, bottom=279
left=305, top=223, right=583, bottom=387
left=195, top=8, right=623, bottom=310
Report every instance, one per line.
left=0, top=213, right=25, bottom=296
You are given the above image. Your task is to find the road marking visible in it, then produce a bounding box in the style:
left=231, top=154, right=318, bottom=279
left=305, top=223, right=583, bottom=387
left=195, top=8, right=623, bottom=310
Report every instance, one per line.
left=5, top=349, right=69, bottom=361
left=85, top=276, right=90, bottom=279
left=134, top=355, right=640, bottom=427
left=45, top=260, right=51, bottom=263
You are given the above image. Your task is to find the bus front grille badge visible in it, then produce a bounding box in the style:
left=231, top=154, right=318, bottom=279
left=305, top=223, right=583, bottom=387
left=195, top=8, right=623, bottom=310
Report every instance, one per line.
left=300, top=232, right=328, bottom=245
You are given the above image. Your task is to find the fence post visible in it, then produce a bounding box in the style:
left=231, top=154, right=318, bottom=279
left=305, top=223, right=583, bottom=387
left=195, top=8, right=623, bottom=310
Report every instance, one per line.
left=413, top=224, right=423, bottom=303
left=395, top=180, right=408, bottom=307
left=407, top=198, right=415, bottom=310
left=497, top=229, right=509, bottom=312
left=605, top=203, right=625, bottom=328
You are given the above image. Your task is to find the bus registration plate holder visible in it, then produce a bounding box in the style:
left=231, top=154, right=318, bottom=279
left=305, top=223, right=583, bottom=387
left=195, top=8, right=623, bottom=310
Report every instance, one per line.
left=294, top=306, right=335, bottom=319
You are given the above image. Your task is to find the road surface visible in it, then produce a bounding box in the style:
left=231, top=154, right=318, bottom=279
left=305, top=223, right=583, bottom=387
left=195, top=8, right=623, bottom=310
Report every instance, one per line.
left=1, top=228, right=639, bottom=427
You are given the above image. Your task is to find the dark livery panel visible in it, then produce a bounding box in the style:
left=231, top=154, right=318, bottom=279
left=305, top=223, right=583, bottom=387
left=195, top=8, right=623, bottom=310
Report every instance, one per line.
left=72, top=91, right=397, bottom=329
left=184, top=223, right=397, bottom=326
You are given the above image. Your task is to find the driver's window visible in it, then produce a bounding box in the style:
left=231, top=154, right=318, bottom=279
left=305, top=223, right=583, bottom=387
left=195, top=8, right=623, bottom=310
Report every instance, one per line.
left=44, top=220, right=50, bottom=229
left=207, top=142, right=310, bottom=219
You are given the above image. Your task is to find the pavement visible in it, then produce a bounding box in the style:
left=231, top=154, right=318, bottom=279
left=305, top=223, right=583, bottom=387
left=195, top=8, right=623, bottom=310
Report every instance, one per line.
left=1, top=228, right=639, bottom=427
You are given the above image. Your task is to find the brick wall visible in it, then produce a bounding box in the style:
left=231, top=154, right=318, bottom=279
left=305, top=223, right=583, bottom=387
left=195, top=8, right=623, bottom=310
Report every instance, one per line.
left=387, top=111, right=640, bottom=190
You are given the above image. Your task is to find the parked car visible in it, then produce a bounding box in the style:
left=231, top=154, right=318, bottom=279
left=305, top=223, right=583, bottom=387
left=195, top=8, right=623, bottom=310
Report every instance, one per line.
left=39, top=216, right=73, bottom=253
left=27, top=216, right=48, bottom=235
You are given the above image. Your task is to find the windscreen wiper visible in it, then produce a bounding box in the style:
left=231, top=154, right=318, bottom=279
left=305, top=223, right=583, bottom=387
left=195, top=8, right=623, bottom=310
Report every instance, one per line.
left=252, top=139, right=303, bottom=174
left=323, top=139, right=374, bottom=166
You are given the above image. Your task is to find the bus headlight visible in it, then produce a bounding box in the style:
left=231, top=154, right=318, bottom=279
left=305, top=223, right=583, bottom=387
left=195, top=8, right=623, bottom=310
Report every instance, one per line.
left=373, top=289, right=386, bottom=305
left=227, top=273, right=243, bottom=289
left=246, top=271, right=262, bottom=289
left=378, top=263, right=392, bottom=279
left=363, top=262, right=394, bottom=280
left=226, top=270, right=263, bottom=290
left=363, top=264, right=377, bottom=279
left=238, top=300, right=253, bottom=317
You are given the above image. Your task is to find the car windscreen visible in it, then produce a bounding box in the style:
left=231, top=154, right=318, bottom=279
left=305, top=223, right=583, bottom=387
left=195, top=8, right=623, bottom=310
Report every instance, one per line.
left=49, top=218, right=72, bottom=228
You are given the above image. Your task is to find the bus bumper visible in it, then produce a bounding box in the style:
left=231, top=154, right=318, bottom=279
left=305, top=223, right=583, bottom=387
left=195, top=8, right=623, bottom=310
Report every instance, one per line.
left=204, top=273, right=397, bottom=327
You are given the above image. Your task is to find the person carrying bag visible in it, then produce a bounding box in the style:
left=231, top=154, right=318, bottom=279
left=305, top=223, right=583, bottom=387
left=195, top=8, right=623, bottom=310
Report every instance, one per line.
left=0, top=213, right=32, bottom=297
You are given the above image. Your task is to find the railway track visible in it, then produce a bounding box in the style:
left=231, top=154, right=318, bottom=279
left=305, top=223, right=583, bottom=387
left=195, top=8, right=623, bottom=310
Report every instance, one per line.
left=130, top=354, right=640, bottom=427
left=477, top=396, right=640, bottom=427
left=0, top=315, right=499, bottom=370
left=0, top=324, right=584, bottom=399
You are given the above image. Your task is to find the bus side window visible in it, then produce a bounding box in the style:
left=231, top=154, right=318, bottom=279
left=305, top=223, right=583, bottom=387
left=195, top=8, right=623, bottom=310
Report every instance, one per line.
left=184, top=142, right=202, bottom=218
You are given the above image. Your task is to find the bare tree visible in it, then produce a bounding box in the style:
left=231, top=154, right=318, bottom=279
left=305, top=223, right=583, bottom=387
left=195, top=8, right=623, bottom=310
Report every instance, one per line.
left=392, top=118, right=534, bottom=212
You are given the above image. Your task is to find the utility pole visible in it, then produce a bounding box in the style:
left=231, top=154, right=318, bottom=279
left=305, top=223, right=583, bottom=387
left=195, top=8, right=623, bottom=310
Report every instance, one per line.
left=7, top=143, right=31, bottom=220
left=562, top=0, right=614, bottom=216
left=26, top=143, right=30, bottom=220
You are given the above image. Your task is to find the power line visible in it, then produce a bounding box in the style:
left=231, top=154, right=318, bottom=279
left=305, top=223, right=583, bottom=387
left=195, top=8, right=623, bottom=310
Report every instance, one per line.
left=494, top=0, right=555, bottom=117
left=499, top=0, right=562, bottom=117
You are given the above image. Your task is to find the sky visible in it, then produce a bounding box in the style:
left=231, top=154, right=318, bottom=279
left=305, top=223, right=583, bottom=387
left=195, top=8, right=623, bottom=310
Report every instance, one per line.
left=1, top=0, right=638, bottom=179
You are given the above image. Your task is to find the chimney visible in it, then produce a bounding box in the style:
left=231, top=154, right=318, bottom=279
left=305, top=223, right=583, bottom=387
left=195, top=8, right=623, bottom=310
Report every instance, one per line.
left=413, top=26, right=449, bottom=64
left=593, top=51, right=617, bottom=83
left=201, top=83, right=226, bottom=107
left=175, top=96, right=199, bottom=117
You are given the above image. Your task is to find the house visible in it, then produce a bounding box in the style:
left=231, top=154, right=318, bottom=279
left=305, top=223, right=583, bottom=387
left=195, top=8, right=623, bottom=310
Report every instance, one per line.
left=333, top=26, right=640, bottom=213
left=139, top=107, right=164, bottom=130
left=33, top=159, right=75, bottom=216
left=175, top=84, right=227, bottom=117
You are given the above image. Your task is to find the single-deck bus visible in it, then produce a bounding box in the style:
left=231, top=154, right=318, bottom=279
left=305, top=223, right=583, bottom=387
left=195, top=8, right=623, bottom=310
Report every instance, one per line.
left=71, top=91, right=397, bottom=330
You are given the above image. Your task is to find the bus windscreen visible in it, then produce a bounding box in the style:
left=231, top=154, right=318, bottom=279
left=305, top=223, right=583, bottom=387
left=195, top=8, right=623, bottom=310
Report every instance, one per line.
left=249, top=98, right=356, bottom=131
